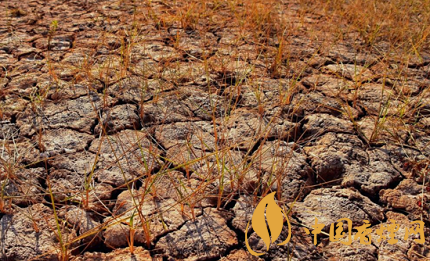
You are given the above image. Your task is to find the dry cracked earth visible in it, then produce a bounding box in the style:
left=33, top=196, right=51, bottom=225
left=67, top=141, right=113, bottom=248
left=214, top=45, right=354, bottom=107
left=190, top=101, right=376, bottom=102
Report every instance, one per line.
left=1, top=0, right=430, bottom=260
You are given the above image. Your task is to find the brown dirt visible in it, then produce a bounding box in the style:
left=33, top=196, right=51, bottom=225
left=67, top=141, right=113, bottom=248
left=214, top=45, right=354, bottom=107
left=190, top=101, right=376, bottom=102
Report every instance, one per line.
left=0, top=0, right=429, bottom=260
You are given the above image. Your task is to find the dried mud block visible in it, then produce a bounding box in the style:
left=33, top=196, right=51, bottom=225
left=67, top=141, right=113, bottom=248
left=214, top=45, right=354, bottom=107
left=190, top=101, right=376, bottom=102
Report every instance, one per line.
left=253, top=140, right=313, bottom=202
left=223, top=109, right=298, bottom=150
left=289, top=92, right=346, bottom=117
left=139, top=94, right=197, bottom=125
left=220, top=249, right=263, bottom=261
left=380, top=179, right=429, bottom=221
left=303, top=113, right=354, bottom=137
left=95, top=104, right=140, bottom=135
left=324, top=64, right=374, bottom=82
left=293, top=187, right=385, bottom=231
left=319, top=233, right=378, bottom=261
left=74, top=247, right=152, bottom=261
left=109, top=77, right=174, bottom=104
left=89, top=130, right=161, bottom=186
left=130, top=41, right=181, bottom=62
left=104, top=191, right=201, bottom=248
left=155, top=121, right=216, bottom=151
left=41, top=128, right=93, bottom=154
left=0, top=167, right=45, bottom=206
left=156, top=208, right=237, bottom=260
left=247, top=224, right=321, bottom=260
left=342, top=148, right=402, bottom=195
left=17, top=94, right=107, bottom=135
left=62, top=206, right=102, bottom=248
left=0, top=204, right=75, bottom=261
left=372, top=212, right=430, bottom=261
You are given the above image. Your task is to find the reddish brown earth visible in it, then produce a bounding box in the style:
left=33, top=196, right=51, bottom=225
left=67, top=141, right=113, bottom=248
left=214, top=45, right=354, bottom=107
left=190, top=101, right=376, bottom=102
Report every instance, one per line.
left=0, top=0, right=430, bottom=260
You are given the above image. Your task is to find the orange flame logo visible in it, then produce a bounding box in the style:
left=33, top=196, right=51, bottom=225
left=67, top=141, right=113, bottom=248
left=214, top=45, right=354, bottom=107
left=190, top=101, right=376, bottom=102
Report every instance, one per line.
left=245, top=192, right=291, bottom=256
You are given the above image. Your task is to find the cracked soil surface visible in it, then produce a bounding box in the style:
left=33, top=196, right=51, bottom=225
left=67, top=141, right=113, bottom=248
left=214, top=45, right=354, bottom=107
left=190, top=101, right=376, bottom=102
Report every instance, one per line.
left=1, top=0, right=430, bottom=260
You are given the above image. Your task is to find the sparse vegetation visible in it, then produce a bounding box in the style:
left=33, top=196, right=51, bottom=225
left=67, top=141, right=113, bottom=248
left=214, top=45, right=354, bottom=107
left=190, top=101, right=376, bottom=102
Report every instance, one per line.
left=0, top=0, right=429, bottom=260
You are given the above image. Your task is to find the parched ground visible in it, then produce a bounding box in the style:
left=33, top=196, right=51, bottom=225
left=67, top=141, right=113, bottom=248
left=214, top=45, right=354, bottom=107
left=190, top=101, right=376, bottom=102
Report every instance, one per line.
left=1, top=0, right=430, bottom=260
